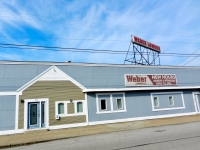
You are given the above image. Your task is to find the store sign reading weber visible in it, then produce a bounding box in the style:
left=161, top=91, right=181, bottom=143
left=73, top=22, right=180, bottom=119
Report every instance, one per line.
left=125, top=74, right=177, bottom=86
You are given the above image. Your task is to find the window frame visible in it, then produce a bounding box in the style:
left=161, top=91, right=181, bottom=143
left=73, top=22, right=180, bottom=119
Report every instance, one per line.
left=150, top=92, right=185, bottom=112
left=96, top=93, right=126, bottom=114
left=169, top=96, right=174, bottom=106
left=55, top=100, right=85, bottom=118
left=74, top=100, right=85, bottom=114
left=153, top=96, right=159, bottom=107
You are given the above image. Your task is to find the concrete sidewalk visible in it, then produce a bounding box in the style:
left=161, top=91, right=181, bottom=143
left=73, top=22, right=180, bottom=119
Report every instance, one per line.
left=1, top=114, right=200, bottom=149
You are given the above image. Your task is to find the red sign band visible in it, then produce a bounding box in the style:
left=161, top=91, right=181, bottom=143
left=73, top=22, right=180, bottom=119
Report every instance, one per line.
left=132, top=36, right=161, bottom=53
left=125, top=74, right=177, bottom=86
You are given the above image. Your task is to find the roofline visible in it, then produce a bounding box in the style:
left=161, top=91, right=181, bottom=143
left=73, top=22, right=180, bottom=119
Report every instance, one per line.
left=0, top=60, right=200, bottom=69
left=17, top=66, right=86, bottom=92
left=83, top=86, right=200, bottom=92
left=0, top=91, right=22, bottom=95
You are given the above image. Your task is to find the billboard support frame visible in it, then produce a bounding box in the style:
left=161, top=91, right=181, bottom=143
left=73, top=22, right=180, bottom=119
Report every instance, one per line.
left=124, top=35, right=160, bottom=66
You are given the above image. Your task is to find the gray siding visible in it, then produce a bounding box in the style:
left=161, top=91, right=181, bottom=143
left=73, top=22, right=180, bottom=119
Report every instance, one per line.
left=87, top=90, right=196, bottom=122
left=0, top=64, right=50, bottom=91
left=0, top=96, right=16, bottom=131
left=0, top=63, right=200, bottom=91
left=67, top=103, right=75, bottom=114
left=57, top=65, right=200, bottom=89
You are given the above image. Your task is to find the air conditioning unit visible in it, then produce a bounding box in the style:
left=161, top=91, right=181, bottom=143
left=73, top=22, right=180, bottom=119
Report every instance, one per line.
left=55, top=115, right=60, bottom=120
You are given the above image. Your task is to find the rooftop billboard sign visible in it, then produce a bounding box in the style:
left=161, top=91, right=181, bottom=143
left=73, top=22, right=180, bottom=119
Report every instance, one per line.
left=125, top=74, right=177, bottom=86
left=132, top=36, right=161, bottom=53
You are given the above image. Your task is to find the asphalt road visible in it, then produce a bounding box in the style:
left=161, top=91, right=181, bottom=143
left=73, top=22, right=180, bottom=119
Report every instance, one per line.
left=4, top=122, right=200, bottom=150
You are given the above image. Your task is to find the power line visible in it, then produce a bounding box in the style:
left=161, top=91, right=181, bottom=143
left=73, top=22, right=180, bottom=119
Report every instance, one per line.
left=183, top=48, right=200, bottom=66
left=177, top=48, right=200, bottom=65
left=1, top=43, right=200, bottom=58
left=0, top=43, right=128, bottom=54
left=0, top=46, right=127, bottom=54
left=0, top=43, right=196, bottom=56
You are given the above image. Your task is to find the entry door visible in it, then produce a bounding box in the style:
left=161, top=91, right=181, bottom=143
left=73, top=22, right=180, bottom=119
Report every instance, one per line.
left=194, top=94, right=200, bottom=112
left=28, top=102, right=46, bottom=129
left=28, top=102, right=40, bottom=129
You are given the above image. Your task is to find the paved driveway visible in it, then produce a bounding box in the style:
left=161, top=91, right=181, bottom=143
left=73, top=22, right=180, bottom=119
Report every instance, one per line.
left=5, top=121, right=200, bottom=150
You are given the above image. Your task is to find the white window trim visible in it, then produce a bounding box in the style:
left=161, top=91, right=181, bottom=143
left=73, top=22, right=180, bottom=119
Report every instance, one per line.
left=169, top=96, right=174, bottom=106
left=116, top=98, right=124, bottom=110
left=96, top=110, right=127, bottom=114
left=192, top=92, right=200, bottom=113
left=110, top=95, right=113, bottom=111
left=0, top=92, right=22, bottom=95
left=153, top=96, right=159, bottom=107
left=55, top=100, right=86, bottom=118
left=150, top=91, right=185, bottom=111
left=96, top=93, right=127, bottom=114
left=85, top=93, right=89, bottom=125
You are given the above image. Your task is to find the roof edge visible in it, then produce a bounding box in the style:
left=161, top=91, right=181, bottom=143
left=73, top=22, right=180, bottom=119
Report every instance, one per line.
left=0, top=60, right=200, bottom=69
left=83, top=86, right=200, bottom=92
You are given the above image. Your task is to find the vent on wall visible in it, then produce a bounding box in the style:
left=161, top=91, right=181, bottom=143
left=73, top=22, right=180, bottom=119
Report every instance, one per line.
left=55, top=115, right=60, bottom=120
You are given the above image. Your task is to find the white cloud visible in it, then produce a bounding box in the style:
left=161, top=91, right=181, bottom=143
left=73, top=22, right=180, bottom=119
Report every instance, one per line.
left=0, top=0, right=199, bottom=66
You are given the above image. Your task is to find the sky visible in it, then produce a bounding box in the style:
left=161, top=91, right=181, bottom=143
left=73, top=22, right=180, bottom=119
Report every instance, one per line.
left=0, top=0, right=200, bottom=66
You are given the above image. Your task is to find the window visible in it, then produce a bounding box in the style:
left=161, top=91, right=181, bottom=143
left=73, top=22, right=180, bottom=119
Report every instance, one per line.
left=100, top=99, right=107, bottom=110
left=169, top=96, right=174, bottom=106
left=77, top=102, right=83, bottom=113
left=58, top=103, right=64, bottom=114
left=117, top=98, right=123, bottom=109
left=151, top=92, right=185, bottom=112
left=55, top=100, right=85, bottom=118
left=96, top=93, right=126, bottom=114
left=154, top=97, right=159, bottom=107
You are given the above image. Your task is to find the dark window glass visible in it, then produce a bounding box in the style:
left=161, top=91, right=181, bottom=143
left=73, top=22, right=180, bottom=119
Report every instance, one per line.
left=30, top=104, right=37, bottom=125
left=77, top=102, right=83, bottom=112
left=41, top=102, right=45, bottom=124
left=58, top=103, right=64, bottom=114
left=169, top=96, right=174, bottom=106
left=154, top=97, right=158, bottom=107
left=117, top=99, right=123, bottom=109
left=101, top=99, right=106, bottom=110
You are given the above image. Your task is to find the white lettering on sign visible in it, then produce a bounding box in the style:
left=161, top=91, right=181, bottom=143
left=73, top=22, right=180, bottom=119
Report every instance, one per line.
left=132, top=36, right=161, bottom=53
left=125, top=74, right=177, bottom=86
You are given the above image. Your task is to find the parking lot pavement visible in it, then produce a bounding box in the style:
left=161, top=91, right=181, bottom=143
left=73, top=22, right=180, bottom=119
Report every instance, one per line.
left=4, top=121, right=200, bottom=150
left=1, top=114, right=200, bottom=149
